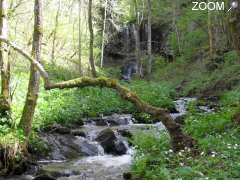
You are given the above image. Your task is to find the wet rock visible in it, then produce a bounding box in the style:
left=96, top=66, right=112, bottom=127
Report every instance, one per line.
left=15, top=175, right=33, bottom=180
left=85, top=117, right=108, bottom=126
left=96, top=128, right=128, bottom=155
left=71, top=130, right=86, bottom=137
left=12, top=160, right=28, bottom=175
left=33, top=174, right=56, bottom=180
left=0, top=161, right=3, bottom=170
left=38, top=133, right=101, bottom=160
left=107, top=114, right=133, bottom=126
left=96, top=128, right=116, bottom=153
left=44, top=124, right=71, bottom=134
left=175, top=115, right=186, bottom=125
left=123, top=172, right=132, bottom=180
left=117, top=129, right=133, bottom=138
left=115, top=141, right=128, bottom=155
left=74, top=137, right=104, bottom=156
left=168, top=106, right=179, bottom=113
left=85, top=114, right=133, bottom=126
left=54, top=127, right=71, bottom=134
left=37, top=167, right=79, bottom=179
left=73, top=119, right=84, bottom=126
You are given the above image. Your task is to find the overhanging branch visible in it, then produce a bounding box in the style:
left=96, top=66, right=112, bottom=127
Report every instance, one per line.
left=0, top=36, right=50, bottom=85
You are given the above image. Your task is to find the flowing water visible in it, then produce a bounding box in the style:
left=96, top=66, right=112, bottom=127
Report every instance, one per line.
left=4, top=97, right=213, bottom=180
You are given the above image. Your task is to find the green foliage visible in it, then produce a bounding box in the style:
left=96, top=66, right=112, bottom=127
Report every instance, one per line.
left=34, top=80, right=175, bottom=128
left=132, top=106, right=240, bottom=179
left=185, top=109, right=234, bottom=138
left=45, top=63, right=80, bottom=81
left=224, top=50, right=239, bottom=65
left=221, top=87, right=240, bottom=107
left=132, top=131, right=171, bottom=180
left=0, top=128, right=25, bottom=145
left=169, top=7, right=208, bottom=60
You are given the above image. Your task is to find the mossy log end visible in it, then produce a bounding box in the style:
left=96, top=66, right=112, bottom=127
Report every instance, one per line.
left=45, top=77, right=198, bottom=152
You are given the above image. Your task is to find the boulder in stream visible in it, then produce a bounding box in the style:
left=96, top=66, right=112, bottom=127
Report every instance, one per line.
left=33, top=174, right=56, bottom=180
left=70, top=129, right=86, bottom=137
left=38, top=133, right=102, bottom=160
left=96, top=128, right=128, bottom=155
left=85, top=114, right=133, bottom=126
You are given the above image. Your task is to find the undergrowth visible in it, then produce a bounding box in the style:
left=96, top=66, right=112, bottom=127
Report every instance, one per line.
left=132, top=87, right=240, bottom=179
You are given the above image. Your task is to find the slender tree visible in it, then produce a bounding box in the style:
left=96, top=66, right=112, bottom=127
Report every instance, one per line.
left=0, top=0, right=11, bottom=116
left=88, top=0, right=97, bottom=77
left=229, top=0, right=240, bottom=58
left=207, top=1, right=214, bottom=59
left=19, top=0, right=43, bottom=138
left=133, top=0, right=142, bottom=77
left=172, top=0, right=181, bottom=56
left=146, top=0, right=152, bottom=77
left=51, top=0, right=61, bottom=64
left=78, top=0, right=82, bottom=75
left=100, top=0, right=107, bottom=68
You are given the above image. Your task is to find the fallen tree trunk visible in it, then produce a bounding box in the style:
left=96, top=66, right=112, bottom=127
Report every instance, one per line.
left=0, top=36, right=197, bottom=152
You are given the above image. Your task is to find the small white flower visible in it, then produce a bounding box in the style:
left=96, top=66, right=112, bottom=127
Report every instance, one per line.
left=178, top=152, right=183, bottom=156
left=200, top=152, right=204, bottom=156
left=180, top=162, right=184, bottom=166
left=211, top=154, right=215, bottom=157
left=169, top=149, right=173, bottom=153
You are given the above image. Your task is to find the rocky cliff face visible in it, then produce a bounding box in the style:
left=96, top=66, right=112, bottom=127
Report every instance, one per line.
left=103, top=21, right=173, bottom=67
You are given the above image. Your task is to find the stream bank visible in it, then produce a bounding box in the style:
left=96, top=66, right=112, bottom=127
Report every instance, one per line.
left=3, top=97, right=214, bottom=180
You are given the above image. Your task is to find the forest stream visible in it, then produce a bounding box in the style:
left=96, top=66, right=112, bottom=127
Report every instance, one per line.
left=6, top=97, right=213, bottom=180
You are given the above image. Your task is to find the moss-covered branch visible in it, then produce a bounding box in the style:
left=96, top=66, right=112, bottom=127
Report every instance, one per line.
left=45, top=77, right=197, bottom=151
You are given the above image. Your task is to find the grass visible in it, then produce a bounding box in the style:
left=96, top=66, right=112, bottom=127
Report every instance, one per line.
left=132, top=126, right=240, bottom=179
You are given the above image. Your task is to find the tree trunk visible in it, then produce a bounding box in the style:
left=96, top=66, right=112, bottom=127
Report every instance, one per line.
left=78, top=0, right=82, bottom=75
left=133, top=0, right=142, bottom=77
left=0, top=0, right=11, bottom=116
left=19, top=0, right=43, bottom=138
left=229, top=0, right=240, bottom=58
left=146, top=0, right=152, bottom=77
left=172, top=0, right=181, bottom=56
left=51, top=0, right=61, bottom=64
left=133, top=24, right=142, bottom=76
left=88, top=0, right=97, bottom=77
left=100, top=0, right=107, bottom=68
left=207, top=3, right=214, bottom=59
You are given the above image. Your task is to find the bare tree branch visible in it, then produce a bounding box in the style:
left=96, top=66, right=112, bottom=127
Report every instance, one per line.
left=0, top=36, right=50, bottom=85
